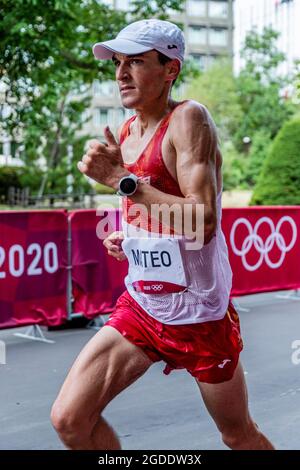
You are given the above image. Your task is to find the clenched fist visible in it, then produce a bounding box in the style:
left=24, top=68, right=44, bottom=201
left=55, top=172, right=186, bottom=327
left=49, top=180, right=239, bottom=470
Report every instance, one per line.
left=77, top=126, right=129, bottom=189
left=103, top=231, right=126, bottom=261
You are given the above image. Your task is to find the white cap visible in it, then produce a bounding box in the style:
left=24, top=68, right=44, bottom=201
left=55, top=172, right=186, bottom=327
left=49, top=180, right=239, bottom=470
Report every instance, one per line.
left=93, top=19, right=185, bottom=66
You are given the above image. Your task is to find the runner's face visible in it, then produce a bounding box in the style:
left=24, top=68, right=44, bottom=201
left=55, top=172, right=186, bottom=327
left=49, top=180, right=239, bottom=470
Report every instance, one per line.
left=113, top=51, right=170, bottom=108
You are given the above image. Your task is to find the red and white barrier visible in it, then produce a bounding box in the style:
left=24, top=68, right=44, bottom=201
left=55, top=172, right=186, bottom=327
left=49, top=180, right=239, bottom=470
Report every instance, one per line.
left=0, top=210, right=68, bottom=329
left=69, top=209, right=128, bottom=320
left=1, top=206, right=299, bottom=330
left=222, top=207, right=300, bottom=296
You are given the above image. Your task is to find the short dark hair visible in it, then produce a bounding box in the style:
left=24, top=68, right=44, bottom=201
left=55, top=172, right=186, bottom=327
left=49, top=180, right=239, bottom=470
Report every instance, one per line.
left=156, top=51, right=172, bottom=65
left=156, top=51, right=178, bottom=87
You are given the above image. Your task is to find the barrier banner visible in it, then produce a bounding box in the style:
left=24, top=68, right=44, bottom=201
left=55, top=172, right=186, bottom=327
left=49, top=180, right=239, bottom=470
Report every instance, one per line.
left=0, top=210, right=68, bottom=329
left=222, top=207, right=300, bottom=296
left=1, top=206, right=299, bottom=330
left=70, top=209, right=128, bottom=319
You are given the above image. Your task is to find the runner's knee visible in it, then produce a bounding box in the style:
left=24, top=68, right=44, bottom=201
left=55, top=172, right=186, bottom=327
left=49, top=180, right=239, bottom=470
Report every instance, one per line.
left=50, top=400, right=94, bottom=448
left=221, top=420, right=258, bottom=450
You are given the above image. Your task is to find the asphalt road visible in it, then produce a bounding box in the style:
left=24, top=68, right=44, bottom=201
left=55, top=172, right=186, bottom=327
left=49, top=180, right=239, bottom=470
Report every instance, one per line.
left=1, top=290, right=300, bottom=450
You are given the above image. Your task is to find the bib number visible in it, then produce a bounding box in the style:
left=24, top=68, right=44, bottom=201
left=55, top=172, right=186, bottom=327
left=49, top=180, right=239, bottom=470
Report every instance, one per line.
left=122, top=237, right=187, bottom=294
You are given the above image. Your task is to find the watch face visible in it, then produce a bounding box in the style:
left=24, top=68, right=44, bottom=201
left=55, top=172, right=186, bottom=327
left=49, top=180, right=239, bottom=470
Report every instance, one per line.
left=120, top=177, right=136, bottom=195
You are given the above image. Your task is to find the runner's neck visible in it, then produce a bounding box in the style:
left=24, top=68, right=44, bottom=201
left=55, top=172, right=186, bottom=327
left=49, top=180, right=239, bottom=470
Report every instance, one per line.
left=134, top=99, right=179, bottom=136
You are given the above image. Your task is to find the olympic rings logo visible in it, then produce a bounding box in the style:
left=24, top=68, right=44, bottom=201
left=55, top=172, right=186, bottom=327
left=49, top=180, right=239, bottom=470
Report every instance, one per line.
left=230, top=216, right=297, bottom=271
left=151, top=284, right=164, bottom=291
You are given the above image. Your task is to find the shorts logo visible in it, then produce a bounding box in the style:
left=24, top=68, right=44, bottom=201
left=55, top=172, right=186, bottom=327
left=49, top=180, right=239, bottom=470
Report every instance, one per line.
left=218, top=359, right=231, bottom=369
left=230, top=216, right=297, bottom=271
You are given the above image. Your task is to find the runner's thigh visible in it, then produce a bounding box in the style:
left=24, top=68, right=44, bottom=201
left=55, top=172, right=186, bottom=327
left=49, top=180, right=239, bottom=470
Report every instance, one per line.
left=52, top=325, right=154, bottom=423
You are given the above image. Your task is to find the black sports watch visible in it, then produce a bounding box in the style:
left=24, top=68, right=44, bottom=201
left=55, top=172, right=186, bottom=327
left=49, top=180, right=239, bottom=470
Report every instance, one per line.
left=117, top=173, right=139, bottom=196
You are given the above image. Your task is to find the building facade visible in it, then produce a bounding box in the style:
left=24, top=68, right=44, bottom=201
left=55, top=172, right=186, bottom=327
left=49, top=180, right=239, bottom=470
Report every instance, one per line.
left=1, top=1, right=234, bottom=165
left=234, top=0, right=300, bottom=76
left=83, top=0, right=234, bottom=140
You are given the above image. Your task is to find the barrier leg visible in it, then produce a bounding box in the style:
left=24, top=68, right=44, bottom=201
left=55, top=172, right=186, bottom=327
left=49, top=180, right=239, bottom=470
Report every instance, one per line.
left=67, top=215, right=73, bottom=320
left=276, top=289, right=300, bottom=301
left=14, top=325, right=55, bottom=344
left=86, top=315, right=108, bottom=330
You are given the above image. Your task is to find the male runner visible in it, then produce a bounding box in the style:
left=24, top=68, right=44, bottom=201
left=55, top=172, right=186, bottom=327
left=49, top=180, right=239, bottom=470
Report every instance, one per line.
left=51, top=19, right=274, bottom=450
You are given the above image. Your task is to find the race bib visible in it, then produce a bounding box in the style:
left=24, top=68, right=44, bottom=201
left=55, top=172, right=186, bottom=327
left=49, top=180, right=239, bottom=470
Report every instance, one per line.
left=122, top=237, right=187, bottom=294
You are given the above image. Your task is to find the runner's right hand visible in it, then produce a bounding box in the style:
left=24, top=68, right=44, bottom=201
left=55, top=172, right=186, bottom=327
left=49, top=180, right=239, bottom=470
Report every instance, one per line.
left=103, top=231, right=126, bottom=261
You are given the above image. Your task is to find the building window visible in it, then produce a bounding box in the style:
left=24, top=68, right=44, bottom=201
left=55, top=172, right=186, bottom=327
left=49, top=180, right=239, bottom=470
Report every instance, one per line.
left=188, top=25, right=207, bottom=45
left=93, top=108, right=114, bottom=127
left=209, top=27, right=228, bottom=47
left=209, top=1, right=228, bottom=19
left=93, top=80, right=114, bottom=97
left=189, top=53, right=206, bottom=70
left=187, top=0, right=206, bottom=17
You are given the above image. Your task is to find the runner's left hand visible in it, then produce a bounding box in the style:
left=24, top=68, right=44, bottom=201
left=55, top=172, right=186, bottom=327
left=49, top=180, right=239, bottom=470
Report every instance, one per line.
left=77, top=126, right=129, bottom=189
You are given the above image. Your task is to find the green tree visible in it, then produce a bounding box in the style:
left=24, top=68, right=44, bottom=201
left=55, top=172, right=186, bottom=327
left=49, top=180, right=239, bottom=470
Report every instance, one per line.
left=182, top=58, right=242, bottom=142
left=222, top=141, right=246, bottom=191
left=243, top=130, right=272, bottom=187
left=293, top=59, right=300, bottom=106
left=17, top=76, right=92, bottom=196
left=0, top=0, right=185, bottom=136
left=0, top=0, right=127, bottom=196
left=0, top=0, right=185, bottom=196
left=251, top=117, right=300, bottom=205
left=234, top=27, right=295, bottom=152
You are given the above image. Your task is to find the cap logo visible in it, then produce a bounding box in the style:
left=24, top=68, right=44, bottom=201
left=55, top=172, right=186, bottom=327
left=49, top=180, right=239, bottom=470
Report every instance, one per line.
left=167, top=44, right=178, bottom=50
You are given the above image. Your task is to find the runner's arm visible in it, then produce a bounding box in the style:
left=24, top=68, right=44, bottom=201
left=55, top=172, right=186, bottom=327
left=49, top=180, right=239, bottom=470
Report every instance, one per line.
left=129, top=102, right=217, bottom=243
left=172, top=101, right=218, bottom=241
